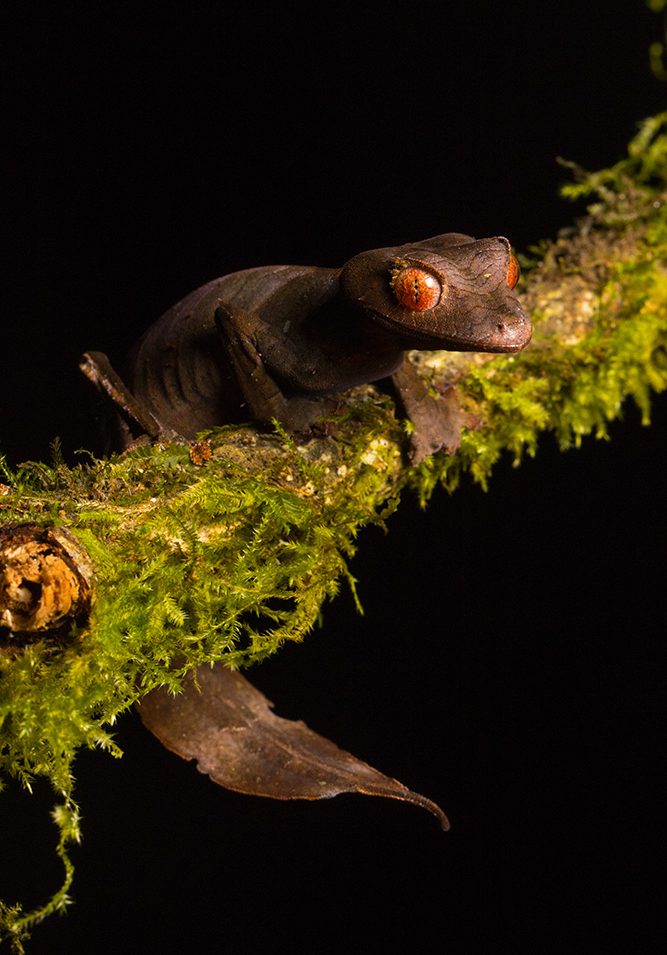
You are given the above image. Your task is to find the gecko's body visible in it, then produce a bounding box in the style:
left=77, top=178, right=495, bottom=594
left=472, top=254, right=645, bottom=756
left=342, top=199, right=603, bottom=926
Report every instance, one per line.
left=82, top=233, right=531, bottom=461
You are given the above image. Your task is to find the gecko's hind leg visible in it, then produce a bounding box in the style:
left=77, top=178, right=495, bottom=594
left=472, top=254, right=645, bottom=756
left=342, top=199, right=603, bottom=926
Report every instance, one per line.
left=79, top=351, right=180, bottom=444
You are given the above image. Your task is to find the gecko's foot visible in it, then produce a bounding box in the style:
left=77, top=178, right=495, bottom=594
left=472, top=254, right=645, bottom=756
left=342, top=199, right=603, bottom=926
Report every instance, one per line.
left=407, top=386, right=479, bottom=465
left=275, top=396, right=344, bottom=439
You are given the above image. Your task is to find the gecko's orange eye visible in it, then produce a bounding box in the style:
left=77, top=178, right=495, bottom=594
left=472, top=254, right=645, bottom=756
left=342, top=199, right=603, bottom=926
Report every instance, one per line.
left=506, top=253, right=521, bottom=289
left=390, top=267, right=442, bottom=311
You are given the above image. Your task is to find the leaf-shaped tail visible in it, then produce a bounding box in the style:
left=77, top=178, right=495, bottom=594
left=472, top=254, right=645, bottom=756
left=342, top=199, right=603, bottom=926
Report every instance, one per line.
left=137, top=663, right=449, bottom=830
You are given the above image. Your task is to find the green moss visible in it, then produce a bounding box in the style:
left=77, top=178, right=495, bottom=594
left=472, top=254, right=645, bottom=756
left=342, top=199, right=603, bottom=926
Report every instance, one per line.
left=411, top=112, right=667, bottom=499
left=1, top=113, right=666, bottom=947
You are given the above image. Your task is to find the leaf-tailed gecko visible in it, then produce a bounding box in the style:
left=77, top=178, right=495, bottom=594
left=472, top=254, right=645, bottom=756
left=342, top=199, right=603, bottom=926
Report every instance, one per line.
left=81, top=232, right=530, bottom=462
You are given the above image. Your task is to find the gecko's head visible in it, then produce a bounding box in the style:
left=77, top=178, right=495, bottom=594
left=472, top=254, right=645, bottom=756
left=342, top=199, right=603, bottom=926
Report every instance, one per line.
left=340, top=233, right=531, bottom=353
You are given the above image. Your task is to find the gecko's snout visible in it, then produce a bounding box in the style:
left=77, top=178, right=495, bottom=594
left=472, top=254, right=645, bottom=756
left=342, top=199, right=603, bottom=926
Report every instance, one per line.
left=484, top=307, right=532, bottom=353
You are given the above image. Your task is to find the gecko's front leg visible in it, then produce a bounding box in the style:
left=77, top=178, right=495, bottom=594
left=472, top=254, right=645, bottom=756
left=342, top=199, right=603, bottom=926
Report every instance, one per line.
left=391, top=359, right=477, bottom=465
left=214, top=305, right=340, bottom=434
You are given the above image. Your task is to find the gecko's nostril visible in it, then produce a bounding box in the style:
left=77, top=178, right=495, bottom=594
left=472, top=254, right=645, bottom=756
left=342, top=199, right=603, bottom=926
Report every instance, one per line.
left=486, top=309, right=532, bottom=352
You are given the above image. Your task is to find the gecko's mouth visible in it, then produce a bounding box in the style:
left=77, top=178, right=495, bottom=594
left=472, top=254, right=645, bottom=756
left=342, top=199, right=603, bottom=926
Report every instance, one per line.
left=360, top=290, right=533, bottom=354
left=372, top=308, right=533, bottom=354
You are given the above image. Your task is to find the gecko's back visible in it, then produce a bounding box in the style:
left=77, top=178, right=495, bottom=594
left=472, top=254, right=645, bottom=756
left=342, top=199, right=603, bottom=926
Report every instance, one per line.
left=125, top=265, right=338, bottom=438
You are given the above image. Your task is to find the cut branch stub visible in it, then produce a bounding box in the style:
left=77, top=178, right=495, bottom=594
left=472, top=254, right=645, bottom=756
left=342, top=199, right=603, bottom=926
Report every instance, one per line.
left=138, top=663, right=450, bottom=829
left=0, top=523, right=92, bottom=637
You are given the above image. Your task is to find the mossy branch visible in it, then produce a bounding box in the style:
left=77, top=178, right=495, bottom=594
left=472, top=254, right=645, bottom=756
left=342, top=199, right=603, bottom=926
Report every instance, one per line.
left=1, top=113, right=666, bottom=946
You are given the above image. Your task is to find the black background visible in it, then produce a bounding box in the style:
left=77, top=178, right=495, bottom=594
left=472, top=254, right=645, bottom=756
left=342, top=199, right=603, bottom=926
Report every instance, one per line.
left=3, top=2, right=666, bottom=951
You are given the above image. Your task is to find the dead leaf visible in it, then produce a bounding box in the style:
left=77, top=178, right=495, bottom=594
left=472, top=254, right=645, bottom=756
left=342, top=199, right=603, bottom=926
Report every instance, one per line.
left=138, top=664, right=449, bottom=829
